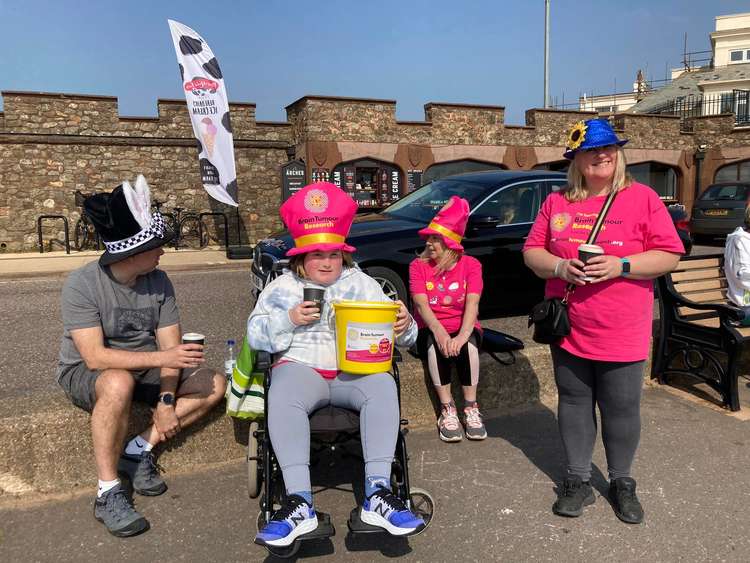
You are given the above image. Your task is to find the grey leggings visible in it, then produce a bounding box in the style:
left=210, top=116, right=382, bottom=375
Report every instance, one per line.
left=551, top=346, right=644, bottom=481
left=268, top=362, right=399, bottom=495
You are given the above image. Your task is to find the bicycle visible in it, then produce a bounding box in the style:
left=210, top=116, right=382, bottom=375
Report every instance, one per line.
left=152, top=199, right=208, bottom=250
left=73, top=190, right=100, bottom=251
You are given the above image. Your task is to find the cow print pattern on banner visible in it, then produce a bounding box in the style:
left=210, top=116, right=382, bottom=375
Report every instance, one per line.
left=202, top=57, right=222, bottom=79
left=178, top=63, right=184, bottom=82
left=226, top=179, right=238, bottom=201
left=179, top=35, right=203, bottom=55
left=221, top=111, right=232, bottom=134
left=196, top=138, right=203, bottom=154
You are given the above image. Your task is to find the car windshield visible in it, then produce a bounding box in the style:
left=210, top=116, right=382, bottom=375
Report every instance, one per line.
left=382, top=179, right=487, bottom=222
left=699, top=184, right=749, bottom=201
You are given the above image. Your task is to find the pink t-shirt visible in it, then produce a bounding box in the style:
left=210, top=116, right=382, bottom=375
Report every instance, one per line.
left=409, top=254, right=483, bottom=334
left=523, top=182, right=684, bottom=362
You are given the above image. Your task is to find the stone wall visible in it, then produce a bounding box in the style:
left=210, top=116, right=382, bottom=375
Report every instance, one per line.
left=3, top=90, right=750, bottom=252
left=0, top=92, right=292, bottom=251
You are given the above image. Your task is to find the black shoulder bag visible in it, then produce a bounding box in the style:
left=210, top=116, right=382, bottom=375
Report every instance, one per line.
left=528, top=189, right=618, bottom=345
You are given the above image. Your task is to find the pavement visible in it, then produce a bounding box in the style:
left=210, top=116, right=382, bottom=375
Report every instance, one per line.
left=0, top=246, right=250, bottom=279
left=2, top=387, right=750, bottom=562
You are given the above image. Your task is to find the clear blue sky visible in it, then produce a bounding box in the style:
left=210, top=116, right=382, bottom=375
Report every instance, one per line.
left=1, top=0, right=748, bottom=125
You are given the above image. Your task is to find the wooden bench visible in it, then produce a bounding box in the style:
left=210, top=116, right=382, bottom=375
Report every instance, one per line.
left=653, top=253, right=749, bottom=411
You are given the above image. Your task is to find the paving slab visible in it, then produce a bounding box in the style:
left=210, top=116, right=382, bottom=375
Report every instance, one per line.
left=1, top=388, right=749, bottom=562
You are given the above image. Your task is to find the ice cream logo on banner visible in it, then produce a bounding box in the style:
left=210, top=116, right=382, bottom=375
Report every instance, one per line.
left=168, top=19, right=238, bottom=207
left=184, top=77, right=219, bottom=96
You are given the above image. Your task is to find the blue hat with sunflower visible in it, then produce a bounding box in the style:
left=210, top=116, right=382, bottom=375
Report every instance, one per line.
left=563, top=118, right=627, bottom=160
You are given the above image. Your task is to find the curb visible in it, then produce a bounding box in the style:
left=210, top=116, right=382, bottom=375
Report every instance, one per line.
left=0, top=344, right=559, bottom=497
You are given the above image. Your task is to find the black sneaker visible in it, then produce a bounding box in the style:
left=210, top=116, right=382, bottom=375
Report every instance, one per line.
left=552, top=476, right=595, bottom=517
left=118, top=450, right=167, bottom=496
left=93, top=483, right=149, bottom=537
left=609, top=477, right=644, bottom=524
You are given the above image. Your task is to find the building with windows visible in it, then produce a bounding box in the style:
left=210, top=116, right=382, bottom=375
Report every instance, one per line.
left=631, top=12, right=750, bottom=127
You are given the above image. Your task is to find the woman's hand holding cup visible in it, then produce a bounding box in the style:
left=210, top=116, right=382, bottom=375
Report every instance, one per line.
left=555, top=258, right=587, bottom=286
left=583, top=254, right=624, bottom=283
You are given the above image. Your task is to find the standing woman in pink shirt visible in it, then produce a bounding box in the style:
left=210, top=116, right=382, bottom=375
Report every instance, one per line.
left=523, top=119, right=683, bottom=524
left=410, top=196, right=485, bottom=442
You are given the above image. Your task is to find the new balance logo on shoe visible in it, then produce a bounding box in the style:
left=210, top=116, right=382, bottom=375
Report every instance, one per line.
left=290, top=512, right=307, bottom=526
left=374, top=503, right=391, bottom=517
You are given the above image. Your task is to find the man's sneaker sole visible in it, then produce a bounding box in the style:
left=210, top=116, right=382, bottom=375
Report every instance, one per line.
left=465, top=429, right=487, bottom=440
left=94, top=509, right=150, bottom=537
left=552, top=491, right=596, bottom=517
left=255, top=516, right=318, bottom=547
left=360, top=508, right=424, bottom=536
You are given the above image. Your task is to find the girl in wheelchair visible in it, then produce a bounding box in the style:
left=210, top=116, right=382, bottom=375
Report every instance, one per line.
left=247, top=183, right=425, bottom=548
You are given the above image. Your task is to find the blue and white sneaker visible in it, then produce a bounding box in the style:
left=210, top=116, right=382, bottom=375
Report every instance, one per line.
left=255, top=494, right=318, bottom=547
left=360, top=487, right=425, bottom=536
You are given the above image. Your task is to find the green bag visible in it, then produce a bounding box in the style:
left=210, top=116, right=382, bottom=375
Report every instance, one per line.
left=225, top=336, right=265, bottom=420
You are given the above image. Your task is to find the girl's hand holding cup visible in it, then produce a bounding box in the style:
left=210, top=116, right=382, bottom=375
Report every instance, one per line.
left=555, top=258, right=587, bottom=286
left=584, top=254, right=624, bottom=283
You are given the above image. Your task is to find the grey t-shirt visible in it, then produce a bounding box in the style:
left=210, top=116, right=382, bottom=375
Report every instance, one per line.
left=56, top=261, right=180, bottom=381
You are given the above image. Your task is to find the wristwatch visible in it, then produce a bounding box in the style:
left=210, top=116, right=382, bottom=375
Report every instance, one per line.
left=158, top=392, right=175, bottom=406
left=620, top=258, right=631, bottom=277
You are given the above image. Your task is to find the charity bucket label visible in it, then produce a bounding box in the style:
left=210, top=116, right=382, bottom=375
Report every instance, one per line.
left=345, top=321, right=393, bottom=363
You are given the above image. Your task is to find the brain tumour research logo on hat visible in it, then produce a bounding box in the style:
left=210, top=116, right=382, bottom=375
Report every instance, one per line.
left=304, top=189, right=329, bottom=213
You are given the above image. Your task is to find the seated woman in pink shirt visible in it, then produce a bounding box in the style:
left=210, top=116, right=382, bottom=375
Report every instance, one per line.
left=523, top=119, right=682, bottom=525
left=409, top=196, right=485, bottom=442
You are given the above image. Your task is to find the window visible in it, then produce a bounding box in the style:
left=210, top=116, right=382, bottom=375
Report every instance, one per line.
left=533, top=161, right=569, bottom=172
left=626, top=162, right=677, bottom=200
left=715, top=160, right=750, bottom=183
left=730, top=50, right=744, bottom=62
left=422, top=160, right=504, bottom=184
left=473, top=182, right=541, bottom=225
left=698, top=184, right=749, bottom=202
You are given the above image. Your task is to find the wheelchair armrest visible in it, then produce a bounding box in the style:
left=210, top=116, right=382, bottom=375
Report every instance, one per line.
left=481, top=328, right=524, bottom=353
left=255, top=350, right=272, bottom=371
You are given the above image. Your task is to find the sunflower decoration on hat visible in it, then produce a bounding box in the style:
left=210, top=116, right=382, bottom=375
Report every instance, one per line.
left=566, top=121, right=587, bottom=152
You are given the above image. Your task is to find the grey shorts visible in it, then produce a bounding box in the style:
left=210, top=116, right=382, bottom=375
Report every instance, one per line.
left=58, top=364, right=196, bottom=413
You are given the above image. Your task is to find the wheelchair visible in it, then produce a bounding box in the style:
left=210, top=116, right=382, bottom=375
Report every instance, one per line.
left=246, top=348, right=435, bottom=559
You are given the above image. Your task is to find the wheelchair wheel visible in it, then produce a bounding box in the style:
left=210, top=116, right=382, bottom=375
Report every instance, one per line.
left=256, top=510, right=301, bottom=559
left=409, top=488, right=435, bottom=535
left=247, top=421, right=261, bottom=499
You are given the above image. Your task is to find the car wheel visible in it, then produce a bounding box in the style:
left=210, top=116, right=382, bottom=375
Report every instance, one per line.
left=365, top=266, right=408, bottom=303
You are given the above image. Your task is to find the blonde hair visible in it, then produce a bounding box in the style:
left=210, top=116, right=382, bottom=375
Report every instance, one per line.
left=563, top=146, right=632, bottom=202
left=289, top=251, right=354, bottom=279
left=745, top=204, right=750, bottom=227
left=418, top=244, right=461, bottom=275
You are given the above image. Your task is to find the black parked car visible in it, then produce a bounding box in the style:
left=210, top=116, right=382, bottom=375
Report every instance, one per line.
left=690, top=182, right=750, bottom=242
left=251, top=170, right=568, bottom=314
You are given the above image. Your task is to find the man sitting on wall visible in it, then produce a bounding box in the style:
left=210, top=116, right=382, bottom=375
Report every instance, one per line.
left=56, top=175, right=226, bottom=537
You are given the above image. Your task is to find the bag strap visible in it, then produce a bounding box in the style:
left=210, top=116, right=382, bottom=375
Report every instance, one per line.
left=562, top=189, right=619, bottom=302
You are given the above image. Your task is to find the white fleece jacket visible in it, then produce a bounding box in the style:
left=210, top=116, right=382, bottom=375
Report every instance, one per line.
left=247, top=265, right=417, bottom=371
left=724, top=226, right=750, bottom=307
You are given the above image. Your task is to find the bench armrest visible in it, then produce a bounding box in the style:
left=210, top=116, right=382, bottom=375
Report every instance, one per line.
left=662, top=285, right=745, bottom=322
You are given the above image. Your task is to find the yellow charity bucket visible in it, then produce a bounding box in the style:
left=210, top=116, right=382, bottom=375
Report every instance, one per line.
left=332, top=301, right=400, bottom=374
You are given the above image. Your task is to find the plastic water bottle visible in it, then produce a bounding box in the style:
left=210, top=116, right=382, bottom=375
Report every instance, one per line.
left=224, top=339, right=236, bottom=380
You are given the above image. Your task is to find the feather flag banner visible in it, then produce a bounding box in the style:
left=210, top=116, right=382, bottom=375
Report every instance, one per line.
left=168, top=19, right=238, bottom=207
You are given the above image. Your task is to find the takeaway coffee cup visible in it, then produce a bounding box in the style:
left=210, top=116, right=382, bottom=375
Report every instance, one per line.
left=303, top=284, right=326, bottom=318
left=578, top=244, right=604, bottom=282
left=182, top=332, right=205, bottom=346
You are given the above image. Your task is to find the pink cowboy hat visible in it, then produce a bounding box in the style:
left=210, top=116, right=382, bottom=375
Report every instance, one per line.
left=418, top=195, right=470, bottom=251
left=280, top=182, right=357, bottom=257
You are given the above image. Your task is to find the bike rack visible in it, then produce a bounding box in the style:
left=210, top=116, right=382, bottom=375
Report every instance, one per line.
left=199, top=212, right=229, bottom=248
left=37, top=215, right=71, bottom=254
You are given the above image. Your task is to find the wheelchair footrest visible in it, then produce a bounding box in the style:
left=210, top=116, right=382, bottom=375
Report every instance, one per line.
left=347, top=507, right=387, bottom=534
left=303, top=512, right=335, bottom=540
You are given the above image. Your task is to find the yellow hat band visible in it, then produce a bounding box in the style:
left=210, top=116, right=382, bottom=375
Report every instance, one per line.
left=294, top=232, right=347, bottom=248
left=427, top=222, right=462, bottom=244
